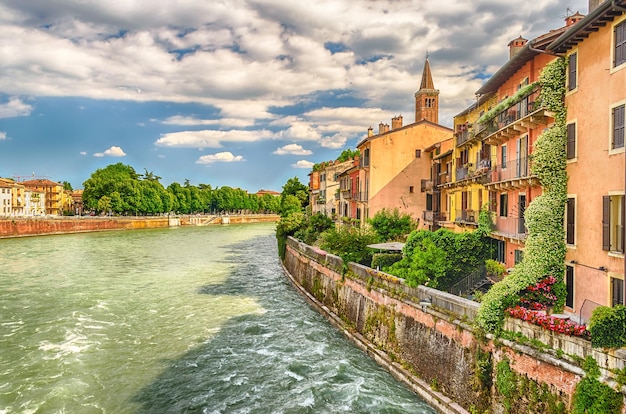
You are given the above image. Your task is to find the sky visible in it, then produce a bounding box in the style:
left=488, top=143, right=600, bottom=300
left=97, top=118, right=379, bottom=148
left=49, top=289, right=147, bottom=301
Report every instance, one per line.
left=0, top=0, right=588, bottom=193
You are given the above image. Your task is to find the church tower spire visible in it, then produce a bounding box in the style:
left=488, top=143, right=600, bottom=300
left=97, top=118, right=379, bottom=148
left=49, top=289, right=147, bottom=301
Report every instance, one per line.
left=414, top=56, right=439, bottom=124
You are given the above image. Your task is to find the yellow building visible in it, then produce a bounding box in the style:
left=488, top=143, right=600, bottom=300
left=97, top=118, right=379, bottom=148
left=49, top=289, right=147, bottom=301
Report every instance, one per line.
left=20, top=179, right=64, bottom=216
left=356, top=58, right=453, bottom=224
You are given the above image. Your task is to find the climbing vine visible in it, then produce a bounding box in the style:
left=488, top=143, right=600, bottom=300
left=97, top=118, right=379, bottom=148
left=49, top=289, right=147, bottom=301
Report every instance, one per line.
left=477, top=81, right=539, bottom=125
left=476, top=57, right=568, bottom=332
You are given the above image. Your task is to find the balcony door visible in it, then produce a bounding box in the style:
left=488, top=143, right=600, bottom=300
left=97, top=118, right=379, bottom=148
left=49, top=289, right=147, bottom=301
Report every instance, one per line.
left=516, top=136, right=528, bottom=178
left=518, top=194, right=526, bottom=234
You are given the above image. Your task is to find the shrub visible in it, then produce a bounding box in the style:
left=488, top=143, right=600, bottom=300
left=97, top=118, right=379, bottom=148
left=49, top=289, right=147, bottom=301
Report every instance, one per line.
left=368, top=208, right=418, bottom=242
left=319, top=226, right=379, bottom=266
left=588, top=305, right=626, bottom=349
left=573, top=356, right=623, bottom=414
left=371, top=253, right=403, bottom=270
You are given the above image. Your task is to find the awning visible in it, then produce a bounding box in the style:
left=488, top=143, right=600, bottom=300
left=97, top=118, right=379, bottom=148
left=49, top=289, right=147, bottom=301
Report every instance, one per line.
left=367, top=242, right=405, bottom=251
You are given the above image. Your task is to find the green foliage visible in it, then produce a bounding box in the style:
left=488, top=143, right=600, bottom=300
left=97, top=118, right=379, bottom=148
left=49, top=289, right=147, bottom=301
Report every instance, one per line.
left=319, top=225, right=379, bottom=266
left=293, top=212, right=335, bottom=245
left=385, top=229, right=491, bottom=289
left=588, top=305, right=626, bottom=349
left=371, top=253, right=403, bottom=270
left=495, top=358, right=516, bottom=410
left=477, top=82, right=539, bottom=125
left=336, top=148, right=360, bottom=163
left=573, top=356, right=623, bottom=414
left=280, top=177, right=309, bottom=211
left=81, top=162, right=280, bottom=216
left=485, top=259, right=506, bottom=278
left=477, top=57, right=569, bottom=332
left=368, top=208, right=418, bottom=242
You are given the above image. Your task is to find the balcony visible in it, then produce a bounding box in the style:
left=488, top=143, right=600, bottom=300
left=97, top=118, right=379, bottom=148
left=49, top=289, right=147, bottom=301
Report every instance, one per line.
left=476, top=87, right=550, bottom=145
left=421, top=179, right=433, bottom=192
left=456, top=129, right=472, bottom=147
left=484, top=157, right=538, bottom=190
left=491, top=217, right=527, bottom=242
left=455, top=209, right=478, bottom=226
left=423, top=211, right=447, bottom=223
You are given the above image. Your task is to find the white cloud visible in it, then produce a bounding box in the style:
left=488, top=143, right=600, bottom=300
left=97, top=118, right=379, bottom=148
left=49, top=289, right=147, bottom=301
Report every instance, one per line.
left=155, top=129, right=277, bottom=148
left=162, top=115, right=254, bottom=128
left=80, top=151, right=87, bottom=155
left=0, top=97, right=33, bottom=118
left=319, top=134, right=348, bottom=149
left=93, top=146, right=127, bottom=157
left=292, top=160, right=315, bottom=169
left=196, top=151, right=244, bottom=164
left=0, top=131, right=7, bottom=140
left=273, top=144, right=312, bottom=156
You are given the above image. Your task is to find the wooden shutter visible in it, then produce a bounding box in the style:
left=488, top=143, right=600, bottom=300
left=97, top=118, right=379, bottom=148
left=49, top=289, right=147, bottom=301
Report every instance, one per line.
left=566, top=198, right=575, bottom=244
left=614, top=105, right=625, bottom=149
left=602, top=195, right=611, bottom=251
left=565, top=266, right=574, bottom=308
left=616, top=21, right=626, bottom=67
left=567, top=123, right=576, bottom=159
left=568, top=53, right=577, bottom=91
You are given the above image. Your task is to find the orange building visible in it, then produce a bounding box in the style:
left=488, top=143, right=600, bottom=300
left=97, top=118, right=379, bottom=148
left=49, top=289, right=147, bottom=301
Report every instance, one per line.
left=469, top=18, right=579, bottom=269
left=356, top=58, right=453, bottom=224
left=549, top=0, right=626, bottom=319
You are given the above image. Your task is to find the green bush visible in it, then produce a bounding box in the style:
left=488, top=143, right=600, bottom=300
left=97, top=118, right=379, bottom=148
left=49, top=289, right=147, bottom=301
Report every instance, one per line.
left=371, top=253, right=403, bottom=270
left=368, top=208, right=418, bottom=242
left=573, top=356, right=623, bottom=414
left=319, top=226, right=379, bottom=266
left=485, top=259, right=507, bottom=278
left=589, top=305, right=626, bottom=349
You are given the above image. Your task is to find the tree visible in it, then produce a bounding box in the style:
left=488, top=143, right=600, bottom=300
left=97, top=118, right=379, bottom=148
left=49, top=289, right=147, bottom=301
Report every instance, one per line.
left=62, top=181, right=73, bottom=191
left=336, top=148, right=360, bottom=163
left=368, top=208, right=418, bottom=242
left=281, top=177, right=309, bottom=210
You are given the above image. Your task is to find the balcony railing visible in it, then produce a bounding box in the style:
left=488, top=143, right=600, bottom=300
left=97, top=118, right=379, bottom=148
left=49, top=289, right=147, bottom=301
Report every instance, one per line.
left=421, top=179, right=433, bottom=192
left=486, top=157, right=531, bottom=184
left=456, top=129, right=471, bottom=146
left=492, top=217, right=527, bottom=240
left=423, top=211, right=447, bottom=222
left=438, top=172, right=452, bottom=186
left=455, top=209, right=478, bottom=224
left=476, top=86, right=543, bottom=140
left=456, top=166, right=469, bottom=181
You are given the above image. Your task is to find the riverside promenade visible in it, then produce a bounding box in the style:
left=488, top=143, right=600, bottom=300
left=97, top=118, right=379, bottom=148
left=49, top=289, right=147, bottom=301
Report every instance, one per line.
left=0, top=214, right=279, bottom=238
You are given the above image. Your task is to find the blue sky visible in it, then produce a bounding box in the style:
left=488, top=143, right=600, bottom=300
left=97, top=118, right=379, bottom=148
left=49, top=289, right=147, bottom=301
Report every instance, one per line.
left=0, top=0, right=587, bottom=192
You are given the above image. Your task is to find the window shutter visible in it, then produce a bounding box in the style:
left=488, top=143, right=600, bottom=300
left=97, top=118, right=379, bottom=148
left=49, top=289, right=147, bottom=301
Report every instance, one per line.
left=567, top=198, right=575, bottom=244
left=614, top=105, right=625, bottom=149
left=602, top=195, right=610, bottom=251
left=568, top=53, right=577, bottom=91
left=567, top=123, right=576, bottom=159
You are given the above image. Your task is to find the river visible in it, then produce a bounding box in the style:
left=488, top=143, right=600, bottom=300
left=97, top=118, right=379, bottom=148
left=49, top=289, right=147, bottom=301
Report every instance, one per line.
left=0, top=223, right=436, bottom=413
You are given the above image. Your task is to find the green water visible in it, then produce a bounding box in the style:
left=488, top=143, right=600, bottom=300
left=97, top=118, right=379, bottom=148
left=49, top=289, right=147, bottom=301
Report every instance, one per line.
left=0, top=224, right=436, bottom=413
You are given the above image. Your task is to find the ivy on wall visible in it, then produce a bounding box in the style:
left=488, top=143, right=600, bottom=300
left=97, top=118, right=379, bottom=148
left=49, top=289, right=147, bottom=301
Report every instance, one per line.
left=476, top=57, right=568, bottom=332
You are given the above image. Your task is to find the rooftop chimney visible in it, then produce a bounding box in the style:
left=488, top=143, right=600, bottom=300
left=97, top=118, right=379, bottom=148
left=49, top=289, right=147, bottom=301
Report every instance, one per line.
left=508, top=36, right=528, bottom=59
left=566, top=11, right=585, bottom=26
left=367, top=126, right=373, bottom=137
left=391, top=115, right=403, bottom=130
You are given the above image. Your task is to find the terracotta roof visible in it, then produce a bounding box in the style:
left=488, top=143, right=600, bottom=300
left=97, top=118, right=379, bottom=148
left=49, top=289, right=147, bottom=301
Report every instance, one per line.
left=20, top=179, right=62, bottom=187
left=476, top=25, right=570, bottom=96
left=549, top=0, right=626, bottom=54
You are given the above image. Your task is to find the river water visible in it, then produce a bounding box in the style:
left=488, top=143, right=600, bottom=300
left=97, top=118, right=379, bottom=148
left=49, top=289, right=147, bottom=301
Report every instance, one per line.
left=0, top=224, right=436, bottom=413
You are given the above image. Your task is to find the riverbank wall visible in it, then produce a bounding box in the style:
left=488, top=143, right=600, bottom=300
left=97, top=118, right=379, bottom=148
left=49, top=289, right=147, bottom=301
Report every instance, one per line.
left=0, top=214, right=279, bottom=238
left=282, top=236, right=626, bottom=414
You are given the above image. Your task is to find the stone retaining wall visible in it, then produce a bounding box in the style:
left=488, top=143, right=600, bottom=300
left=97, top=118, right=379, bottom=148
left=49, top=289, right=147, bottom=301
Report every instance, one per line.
left=283, top=236, right=626, bottom=413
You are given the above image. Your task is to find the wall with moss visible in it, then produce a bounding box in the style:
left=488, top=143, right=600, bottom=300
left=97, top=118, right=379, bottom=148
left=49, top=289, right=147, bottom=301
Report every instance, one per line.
left=283, top=237, right=626, bottom=414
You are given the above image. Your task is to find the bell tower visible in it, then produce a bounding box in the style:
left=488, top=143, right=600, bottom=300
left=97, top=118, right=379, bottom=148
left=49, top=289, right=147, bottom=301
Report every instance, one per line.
left=414, top=56, right=439, bottom=124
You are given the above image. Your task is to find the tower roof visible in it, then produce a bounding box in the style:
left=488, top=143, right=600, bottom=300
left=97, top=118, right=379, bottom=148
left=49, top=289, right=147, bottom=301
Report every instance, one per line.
left=419, top=57, right=435, bottom=90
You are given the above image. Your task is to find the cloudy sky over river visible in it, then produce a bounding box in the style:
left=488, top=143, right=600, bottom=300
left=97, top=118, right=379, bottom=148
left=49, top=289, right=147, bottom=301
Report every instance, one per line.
left=0, top=0, right=587, bottom=191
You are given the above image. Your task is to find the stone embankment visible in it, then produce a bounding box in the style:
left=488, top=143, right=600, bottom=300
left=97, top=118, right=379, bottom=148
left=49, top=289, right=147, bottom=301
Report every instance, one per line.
left=0, top=214, right=279, bottom=238
left=282, top=236, right=626, bottom=414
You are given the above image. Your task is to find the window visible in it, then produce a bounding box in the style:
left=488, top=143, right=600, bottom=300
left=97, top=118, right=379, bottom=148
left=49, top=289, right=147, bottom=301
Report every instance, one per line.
left=613, top=104, right=625, bottom=150
left=363, top=148, right=370, bottom=167
left=567, top=122, right=576, bottom=159
left=501, top=145, right=507, bottom=168
left=566, top=265, right=574, bottom=308
left=409, top=185, right=414, bottom=194
left=568, top=52, right=577, bottom=91
left=499, top=193, right=508, bottom=217
left=494, top=239, right=505, bottom=263
left=489, top=191, right=497, bottom=213
left=514, top=249, right=524, bottom=264
left=603, top=195, right=625, bottom=253
left=615, top=20, right=626, bottom=68
left=566, top=197, right=575, bottom=245
left=426, top=193, right=433, bottom=211
left=415, top=149, right=421, bottom=158
left=612, top=277, right=624, bottom=307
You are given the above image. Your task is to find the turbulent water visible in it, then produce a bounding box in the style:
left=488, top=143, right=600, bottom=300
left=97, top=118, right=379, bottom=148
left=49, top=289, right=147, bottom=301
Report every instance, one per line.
left=0, top=224, right=436, bottom=413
